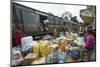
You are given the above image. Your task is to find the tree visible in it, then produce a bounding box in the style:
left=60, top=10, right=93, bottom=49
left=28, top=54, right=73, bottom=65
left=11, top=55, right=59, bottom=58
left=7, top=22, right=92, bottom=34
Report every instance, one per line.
left=61, top=11, right=72, bottom=32
left=71, top=16, right=79, bottom=23
left=61, top=11, right=72, bottom=22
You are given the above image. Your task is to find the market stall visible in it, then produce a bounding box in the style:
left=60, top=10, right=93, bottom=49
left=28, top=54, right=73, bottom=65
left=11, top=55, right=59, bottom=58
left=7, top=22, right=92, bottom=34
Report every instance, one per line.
left=11, top=32, right=90, bottom=66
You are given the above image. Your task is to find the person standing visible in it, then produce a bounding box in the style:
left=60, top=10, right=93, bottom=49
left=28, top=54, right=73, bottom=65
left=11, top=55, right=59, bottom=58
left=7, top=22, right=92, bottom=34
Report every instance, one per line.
left=15, top=25, right=23, bottom=47
left=92, top=27, right=96, bottom=41
left=83, top=29, right=95, bottom=61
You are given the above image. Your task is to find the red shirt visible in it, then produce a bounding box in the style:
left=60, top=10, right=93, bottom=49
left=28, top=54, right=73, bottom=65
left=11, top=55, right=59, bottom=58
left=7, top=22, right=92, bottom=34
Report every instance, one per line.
left=15, top=29, right=23, bottom=45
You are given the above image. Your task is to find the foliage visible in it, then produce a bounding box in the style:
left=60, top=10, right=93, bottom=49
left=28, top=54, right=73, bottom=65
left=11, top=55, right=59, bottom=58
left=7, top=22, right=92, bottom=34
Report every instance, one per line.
left=71, top=16, right=79, bottom=23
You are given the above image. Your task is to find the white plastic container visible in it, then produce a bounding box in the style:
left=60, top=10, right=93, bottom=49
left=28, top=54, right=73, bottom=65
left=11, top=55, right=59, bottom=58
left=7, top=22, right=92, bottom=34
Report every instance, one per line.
left=21, top=36, right=38, bottom=52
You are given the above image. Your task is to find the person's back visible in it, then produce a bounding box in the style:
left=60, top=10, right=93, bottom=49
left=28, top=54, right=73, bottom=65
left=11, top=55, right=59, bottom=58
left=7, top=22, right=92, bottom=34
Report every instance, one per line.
left=85, top=34, right=94, bottom=49
left=83, top=29, right=95, bottom=61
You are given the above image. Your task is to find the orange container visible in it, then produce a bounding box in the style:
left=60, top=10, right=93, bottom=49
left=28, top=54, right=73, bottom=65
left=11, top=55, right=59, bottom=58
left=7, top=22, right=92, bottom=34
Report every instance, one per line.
left=60, top=40, right=65, bottom=52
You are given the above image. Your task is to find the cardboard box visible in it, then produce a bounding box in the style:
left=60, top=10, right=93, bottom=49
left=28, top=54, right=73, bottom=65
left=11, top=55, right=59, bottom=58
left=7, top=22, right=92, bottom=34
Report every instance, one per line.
left=23, top=53, right=39, bottom=65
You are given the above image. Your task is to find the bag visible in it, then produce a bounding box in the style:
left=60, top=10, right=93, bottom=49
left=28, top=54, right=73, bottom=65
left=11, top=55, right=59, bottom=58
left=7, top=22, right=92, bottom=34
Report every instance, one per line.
left=39, top=57, right=46, bottom=64
left=31, top=60, right=40, bottom=64
left=71, top=50, right=80, bottom=60
left=57, top=52, right=66, bottom=62
left=47, top=53, right=58, bottom=63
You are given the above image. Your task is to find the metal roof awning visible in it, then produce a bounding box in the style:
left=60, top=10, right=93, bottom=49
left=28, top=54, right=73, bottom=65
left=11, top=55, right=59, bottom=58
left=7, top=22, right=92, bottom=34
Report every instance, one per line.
left=35, top=11, right=49, bottom=16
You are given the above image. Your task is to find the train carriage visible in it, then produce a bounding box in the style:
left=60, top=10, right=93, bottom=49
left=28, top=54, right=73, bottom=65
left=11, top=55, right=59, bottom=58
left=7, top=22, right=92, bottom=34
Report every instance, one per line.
left=12, top=2, right=65, bottom=39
